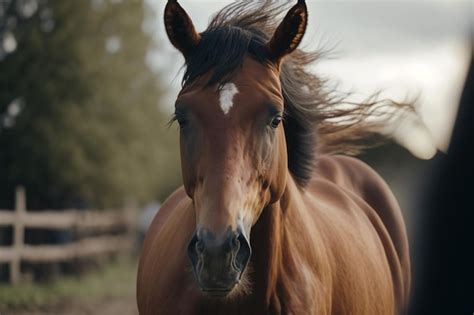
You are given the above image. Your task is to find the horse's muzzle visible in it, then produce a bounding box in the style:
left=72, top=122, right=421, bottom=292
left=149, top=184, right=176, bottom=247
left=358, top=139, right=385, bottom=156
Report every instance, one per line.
left=187, top=228, right=251, bottom=297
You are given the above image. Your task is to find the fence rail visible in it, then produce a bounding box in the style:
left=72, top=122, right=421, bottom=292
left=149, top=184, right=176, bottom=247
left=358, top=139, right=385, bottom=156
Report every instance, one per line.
left=0, top=187, right=137, bottom=284
left=0, top=210, right=131, bottom=230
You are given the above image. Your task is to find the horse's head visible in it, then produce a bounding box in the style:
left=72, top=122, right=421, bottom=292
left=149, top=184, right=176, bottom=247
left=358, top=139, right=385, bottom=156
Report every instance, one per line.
left=164, top=0, right=308, bottom=297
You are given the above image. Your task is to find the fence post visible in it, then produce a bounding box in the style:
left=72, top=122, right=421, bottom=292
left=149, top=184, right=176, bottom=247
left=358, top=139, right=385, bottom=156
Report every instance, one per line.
left=123, top=200, right=134, bottom=233
left=11, top=186, right=26, bottom=285
left=124, top=199, right=138, bottom=254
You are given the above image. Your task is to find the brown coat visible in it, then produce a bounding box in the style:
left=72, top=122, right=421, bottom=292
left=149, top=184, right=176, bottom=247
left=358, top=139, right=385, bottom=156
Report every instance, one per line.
left=137, top=155, right=410, bottom=315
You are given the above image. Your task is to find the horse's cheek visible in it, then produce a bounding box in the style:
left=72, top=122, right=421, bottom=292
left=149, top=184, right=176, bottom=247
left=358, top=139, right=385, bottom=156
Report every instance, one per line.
left=180, top=130, right=200, bottom=197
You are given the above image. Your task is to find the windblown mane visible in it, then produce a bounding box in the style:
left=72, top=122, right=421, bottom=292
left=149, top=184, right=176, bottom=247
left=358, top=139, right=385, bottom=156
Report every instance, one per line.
left=181, top=1, right=413, bottom=186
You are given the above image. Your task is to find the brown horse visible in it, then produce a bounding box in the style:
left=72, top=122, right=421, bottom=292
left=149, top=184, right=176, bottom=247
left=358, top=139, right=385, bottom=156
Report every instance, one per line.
left=137, top=1, right=411, bottom=314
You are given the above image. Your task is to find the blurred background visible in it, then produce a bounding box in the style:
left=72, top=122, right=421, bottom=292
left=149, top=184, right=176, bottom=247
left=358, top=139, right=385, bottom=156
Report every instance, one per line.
left=0, top=0, right=472, bottom=314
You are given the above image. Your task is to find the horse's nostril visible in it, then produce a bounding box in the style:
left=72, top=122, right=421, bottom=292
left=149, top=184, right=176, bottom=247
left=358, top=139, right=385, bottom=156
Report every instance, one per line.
left=231, top=234, right=240, bottom=251
left=196, top=240, right=205, bottom=254
left=234, top=233, right=251, bottom=271
left=187, top=234, right=200, bottom=267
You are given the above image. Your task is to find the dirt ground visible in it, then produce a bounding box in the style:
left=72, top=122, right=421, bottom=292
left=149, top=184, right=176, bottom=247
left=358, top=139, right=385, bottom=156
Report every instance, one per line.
left=3, top=296, right=138, bottom=315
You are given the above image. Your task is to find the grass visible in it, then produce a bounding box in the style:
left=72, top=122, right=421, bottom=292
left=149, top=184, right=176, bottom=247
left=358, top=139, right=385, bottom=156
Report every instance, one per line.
left=0, top=256, right=137, bottom=312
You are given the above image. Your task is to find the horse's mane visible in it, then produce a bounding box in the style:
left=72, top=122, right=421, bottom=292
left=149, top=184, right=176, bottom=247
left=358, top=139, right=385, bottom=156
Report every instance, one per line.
left=182, top=1, right=414, bottom=186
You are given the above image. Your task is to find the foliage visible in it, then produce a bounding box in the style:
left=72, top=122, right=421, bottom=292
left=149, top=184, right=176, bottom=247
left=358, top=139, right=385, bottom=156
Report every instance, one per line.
left=0, top=0, right=181, bottom=208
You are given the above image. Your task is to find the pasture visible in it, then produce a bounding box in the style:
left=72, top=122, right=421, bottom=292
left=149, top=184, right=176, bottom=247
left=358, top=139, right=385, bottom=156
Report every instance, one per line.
left=0, top=256, right=137, bottom=314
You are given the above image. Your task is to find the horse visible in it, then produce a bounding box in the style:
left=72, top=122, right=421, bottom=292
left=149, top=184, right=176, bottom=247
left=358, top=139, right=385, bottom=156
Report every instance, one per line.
left=137, top=1, right=411, bottom=314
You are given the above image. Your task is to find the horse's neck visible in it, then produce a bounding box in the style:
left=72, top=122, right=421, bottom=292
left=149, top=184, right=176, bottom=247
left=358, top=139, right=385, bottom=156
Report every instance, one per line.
left=250, top=176, right=330, bottom=312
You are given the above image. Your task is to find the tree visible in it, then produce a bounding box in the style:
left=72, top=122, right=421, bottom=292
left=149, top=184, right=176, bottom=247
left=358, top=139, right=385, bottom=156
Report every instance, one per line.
left=0, top=0, right=180, bottom=209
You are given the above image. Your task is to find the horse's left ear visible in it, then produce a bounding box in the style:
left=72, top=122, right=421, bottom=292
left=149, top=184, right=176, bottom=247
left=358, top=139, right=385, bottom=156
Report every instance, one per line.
left=266, top=0, right=308, bottom=65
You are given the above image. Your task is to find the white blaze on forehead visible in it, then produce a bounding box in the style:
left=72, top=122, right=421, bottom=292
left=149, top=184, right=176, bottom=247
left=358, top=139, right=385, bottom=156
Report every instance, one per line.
left=219, top=83, right=239, bottom=115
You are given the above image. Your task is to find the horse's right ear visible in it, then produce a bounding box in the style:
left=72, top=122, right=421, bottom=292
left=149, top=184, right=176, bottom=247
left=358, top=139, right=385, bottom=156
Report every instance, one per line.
left=164, top=0, right=201, bottom=59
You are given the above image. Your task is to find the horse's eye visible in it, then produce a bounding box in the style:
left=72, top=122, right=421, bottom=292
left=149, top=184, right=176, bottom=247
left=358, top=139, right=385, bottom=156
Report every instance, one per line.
left=175, top=113, right=187, bottom=129
left=270, top=115, right=283, bottom=129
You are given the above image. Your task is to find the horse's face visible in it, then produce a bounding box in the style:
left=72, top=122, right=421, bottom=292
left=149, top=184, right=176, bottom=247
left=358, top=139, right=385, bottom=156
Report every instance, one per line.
left=165, top=0, right=307, bottom=297
left=175, top=60, right=287, bottom=295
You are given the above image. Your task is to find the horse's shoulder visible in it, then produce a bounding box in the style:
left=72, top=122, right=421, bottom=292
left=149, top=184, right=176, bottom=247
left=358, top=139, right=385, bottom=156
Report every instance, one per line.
left=137, top=187, right=196, bottom=313
left=315, top=155, right=392, bottom=201
left=316, top=154, right=406, bottom=227
left=314, top=154, right=407, bottom=252
left=315, top=155, right=411, bottom=306
left=147, top=186, right=190, bottom=236
left=138, top=186, right=191, bottom=275
left=312, top=155, right=404, bottom=236
left=316, top=154, right=377, bottom=180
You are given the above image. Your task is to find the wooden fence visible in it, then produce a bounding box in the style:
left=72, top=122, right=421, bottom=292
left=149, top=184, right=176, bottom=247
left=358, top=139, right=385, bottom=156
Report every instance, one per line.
left=0, top=187, right=138, bottom=285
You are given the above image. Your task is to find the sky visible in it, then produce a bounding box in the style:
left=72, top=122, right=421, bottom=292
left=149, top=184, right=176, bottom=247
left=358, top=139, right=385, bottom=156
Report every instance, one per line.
left=148, top=0, right=473, bottom=159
